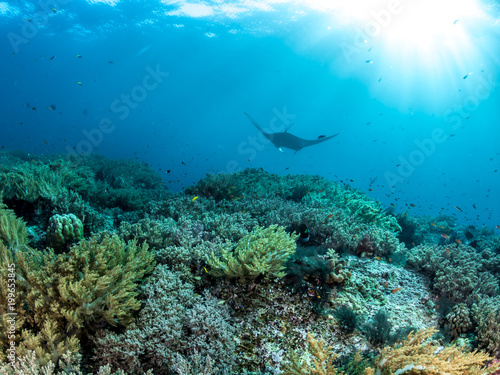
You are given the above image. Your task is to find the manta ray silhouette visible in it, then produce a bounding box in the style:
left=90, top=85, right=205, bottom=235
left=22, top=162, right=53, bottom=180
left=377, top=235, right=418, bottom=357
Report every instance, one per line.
left=244, top=112, right=339, bottom=152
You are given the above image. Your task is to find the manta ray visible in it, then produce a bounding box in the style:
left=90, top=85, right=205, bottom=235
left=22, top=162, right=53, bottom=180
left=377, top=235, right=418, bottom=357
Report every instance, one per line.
left=244, top=112, right=339, bottom=152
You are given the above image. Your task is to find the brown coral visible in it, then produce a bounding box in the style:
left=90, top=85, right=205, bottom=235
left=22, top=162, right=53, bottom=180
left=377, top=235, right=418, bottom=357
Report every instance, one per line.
left=365, top=327, right=498, bottom=375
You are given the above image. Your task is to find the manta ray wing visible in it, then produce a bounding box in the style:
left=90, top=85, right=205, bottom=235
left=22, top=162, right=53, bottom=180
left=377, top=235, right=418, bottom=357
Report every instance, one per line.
left=297, top=133, right=339, bottom=149
left=244, top=112, right=339, bottom=152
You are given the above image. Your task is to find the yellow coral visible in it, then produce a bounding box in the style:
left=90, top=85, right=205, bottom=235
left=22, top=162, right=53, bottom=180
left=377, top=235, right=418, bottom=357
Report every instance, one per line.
left=283, top=332, right=344, bottom=375
left=365, top=327, right=499, bottom=375
left=0, top=235, right=155, bottom=366
left=207, top=225, right=298, bottom=283
left=0, top=200, right=28, bottom=250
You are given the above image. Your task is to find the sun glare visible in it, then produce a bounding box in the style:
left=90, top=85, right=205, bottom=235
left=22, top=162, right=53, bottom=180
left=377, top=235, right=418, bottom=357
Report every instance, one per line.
left=310, top=0, right=486, bottom=64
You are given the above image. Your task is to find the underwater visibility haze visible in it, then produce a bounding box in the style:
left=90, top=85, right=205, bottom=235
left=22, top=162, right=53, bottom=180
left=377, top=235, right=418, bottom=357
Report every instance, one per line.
left=1, top=0, right=500, bottom=374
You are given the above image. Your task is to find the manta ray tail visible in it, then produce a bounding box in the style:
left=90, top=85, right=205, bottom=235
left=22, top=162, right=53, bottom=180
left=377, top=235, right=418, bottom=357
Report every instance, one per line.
left=244, top=112, right=266, bottom=134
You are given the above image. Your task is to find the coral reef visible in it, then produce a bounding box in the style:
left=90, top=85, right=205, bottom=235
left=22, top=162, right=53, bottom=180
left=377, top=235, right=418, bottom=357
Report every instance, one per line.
left=0, top=234, right=155, bottom=366
left=283, top=332, right=342, bottom=375
left=207, top=224, right=298, bottom=282
left=365, top=327, right=498, bottom=375
left=445, top=302, right=473, bottom=339
left=94, top=265, right=236, bottom=374
left=0, top=200, right=28, bottom=249
left=46, top=213, right=84, bottom=252
left=2, top=153, right=500, bottom=374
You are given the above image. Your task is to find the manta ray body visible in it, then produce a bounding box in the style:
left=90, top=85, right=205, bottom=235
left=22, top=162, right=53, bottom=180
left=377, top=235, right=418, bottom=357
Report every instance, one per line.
left=244, top=112, right=339, bottom=152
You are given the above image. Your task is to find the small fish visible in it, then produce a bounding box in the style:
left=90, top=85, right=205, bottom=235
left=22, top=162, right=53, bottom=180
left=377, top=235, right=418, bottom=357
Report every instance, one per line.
left=463, top=74, right=468, bottom=80
left=77, top=81, right=82, bottom=86
left=326, top=214, right=334, bottom=219
left=204, top=267, right=209, bottom=273
left=191, top=196, right=198, bottom=201
left=454, top=205, right=463, bottom=212
left=49, top=56, right=55, bottom=60
left=441, top=233, right=450, bottom=239
left=453, top=19, right=459, bottom=24
left=496, top=225, right=500, bottom=230
left=390, top=203, right=396, bottom=207
left=217, top=300, right=225, bottom=305
left=446, top=248, right=451, bottom=254
left=194, top=276, right=201, bottom=280
left=391, top=287, right=402, bottom=293
left=76, top=54, right=82, bottom=58
left=32, top=107, right=36, bottom=110
left=375, top=256, right=381, bottom=260
left=317, top=135, right=326, bottom=139
left=383, top=281, right=387, bottom=287
left=473, top=204, right=477, bottom=209
left=369, top=188, right=373, bottom=191
left=365, top=60, right=373, bottom=64
left=166, top=169, right=171, bottom=174
left=410, top=203, right=416, bottom=207
left=388, top=258, right=392, bottom=262
left=431, top=222, right=436, bottom=227
left=455, top=239, right=462, bottom=244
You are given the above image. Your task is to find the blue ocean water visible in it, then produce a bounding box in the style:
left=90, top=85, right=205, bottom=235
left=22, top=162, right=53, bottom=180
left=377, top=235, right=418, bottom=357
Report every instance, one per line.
left=1, top=0, right=499, bottom=229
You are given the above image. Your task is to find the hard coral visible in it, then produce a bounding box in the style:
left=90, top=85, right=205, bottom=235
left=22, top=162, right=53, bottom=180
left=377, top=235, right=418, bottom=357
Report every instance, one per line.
left=46, top=213, right=84, bottom=253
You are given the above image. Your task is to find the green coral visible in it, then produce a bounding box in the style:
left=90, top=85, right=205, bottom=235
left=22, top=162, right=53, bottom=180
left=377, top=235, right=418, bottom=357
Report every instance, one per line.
left=0, top=158, right=93, bottom=203
left=46, top=214, right=84, bottom=252
left=471, top=296, right=500, bottom=355
left=0, top=200, right=28, bottom=250
left=94, top=265, right=236, bottom=373
left=207, top=225, right=298, bottom=282
left=0, top=161, right=67, bottom=202
left=0, top=235, right=155, bottom=366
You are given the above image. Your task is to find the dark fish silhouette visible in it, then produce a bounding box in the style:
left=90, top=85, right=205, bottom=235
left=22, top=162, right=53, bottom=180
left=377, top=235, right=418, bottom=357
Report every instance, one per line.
left=244, top=112, right=339, bottom=152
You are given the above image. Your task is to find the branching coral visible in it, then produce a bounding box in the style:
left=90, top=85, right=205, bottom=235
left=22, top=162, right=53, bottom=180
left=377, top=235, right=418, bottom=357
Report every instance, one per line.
left=283, top=332, right=344, bottom=375
left=0, top=235, right=155, bottom=366
left=94, top=265, right=236, bottom=374
left=0, top=200, right=28, bottom=249
left=207, top=224, right=298, bottom=283
left=365, top=327, right=498, bottom=375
